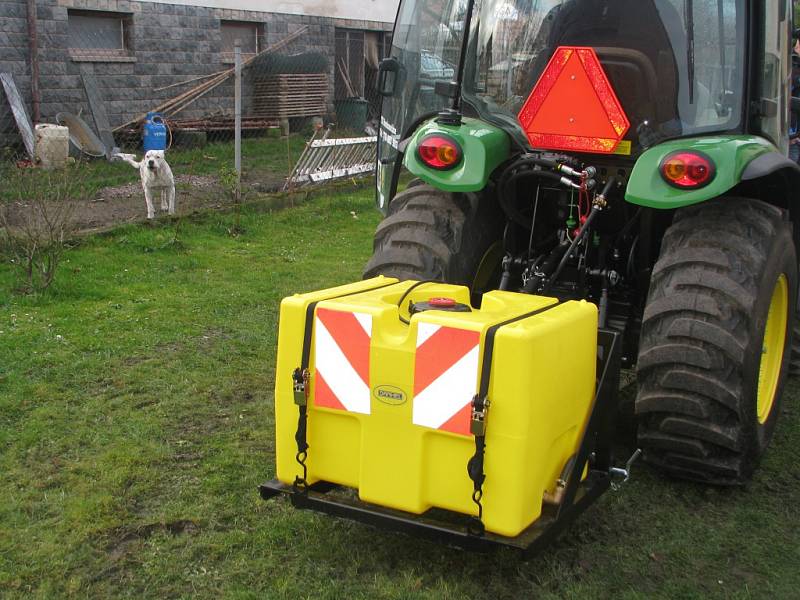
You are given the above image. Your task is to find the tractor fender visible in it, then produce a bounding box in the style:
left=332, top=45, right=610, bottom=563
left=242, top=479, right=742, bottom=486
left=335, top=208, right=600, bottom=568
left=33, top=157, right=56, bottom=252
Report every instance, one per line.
left=737, top=152, right=800, bottom=294
left=403, top=117, right=511, bottom=193
left=625, top=135, right=787, bottom=210
left=741, top=151, right=800, bottom=183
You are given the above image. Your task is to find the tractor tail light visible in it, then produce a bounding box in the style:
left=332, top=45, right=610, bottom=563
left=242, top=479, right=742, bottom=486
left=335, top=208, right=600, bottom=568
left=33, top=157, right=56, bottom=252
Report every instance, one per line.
left=417, top=134, right=462, bottom=170
left=660, top=151, right=715, bottom=189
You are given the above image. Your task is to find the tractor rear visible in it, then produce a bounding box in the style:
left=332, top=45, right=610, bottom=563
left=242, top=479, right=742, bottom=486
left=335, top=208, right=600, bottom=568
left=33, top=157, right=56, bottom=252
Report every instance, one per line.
left=261, top=0, right=800, bottom=554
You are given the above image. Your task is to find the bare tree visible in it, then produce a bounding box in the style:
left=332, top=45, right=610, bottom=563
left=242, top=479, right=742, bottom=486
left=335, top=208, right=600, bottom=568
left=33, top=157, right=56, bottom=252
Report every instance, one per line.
left=0, top=170, right=77, bottom=294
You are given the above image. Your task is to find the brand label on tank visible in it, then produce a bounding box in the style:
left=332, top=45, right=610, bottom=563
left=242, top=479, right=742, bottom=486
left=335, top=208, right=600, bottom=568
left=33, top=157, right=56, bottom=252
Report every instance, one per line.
left=373, top=385, right=407, bottom=406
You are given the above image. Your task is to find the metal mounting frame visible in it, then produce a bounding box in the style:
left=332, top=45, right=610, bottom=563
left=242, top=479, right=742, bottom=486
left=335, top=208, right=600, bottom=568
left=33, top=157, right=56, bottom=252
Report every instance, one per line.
left=260, top=329, right=621, bottom=558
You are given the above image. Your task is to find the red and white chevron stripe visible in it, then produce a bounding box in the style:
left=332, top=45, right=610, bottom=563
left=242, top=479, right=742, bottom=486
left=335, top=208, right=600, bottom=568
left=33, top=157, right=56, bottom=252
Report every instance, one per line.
left=413, top=323, right=480, bottom=436
left=313, top=307, right=373, bottom=414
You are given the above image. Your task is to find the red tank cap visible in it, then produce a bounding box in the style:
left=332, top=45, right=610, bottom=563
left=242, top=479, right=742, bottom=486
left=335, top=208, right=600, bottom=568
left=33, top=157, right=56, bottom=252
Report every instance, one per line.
left=429, top=297, right=456, bottom=308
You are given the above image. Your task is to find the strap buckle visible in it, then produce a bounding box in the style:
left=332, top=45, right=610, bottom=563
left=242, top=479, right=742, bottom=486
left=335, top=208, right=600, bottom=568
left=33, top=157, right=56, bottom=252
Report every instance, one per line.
left=293, top=368, right=309, bottom=406
left=470, top=394, right=490, bottom=436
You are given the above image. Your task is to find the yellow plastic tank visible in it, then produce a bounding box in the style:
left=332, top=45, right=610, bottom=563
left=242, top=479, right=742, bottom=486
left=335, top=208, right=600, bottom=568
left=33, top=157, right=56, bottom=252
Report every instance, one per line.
left=274, top=277, right=598, bottom=537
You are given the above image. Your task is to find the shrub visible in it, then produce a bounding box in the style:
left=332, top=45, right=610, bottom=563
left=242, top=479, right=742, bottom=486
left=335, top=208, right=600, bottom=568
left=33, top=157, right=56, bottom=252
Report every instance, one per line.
left=0, top=169, right=78, bottom=294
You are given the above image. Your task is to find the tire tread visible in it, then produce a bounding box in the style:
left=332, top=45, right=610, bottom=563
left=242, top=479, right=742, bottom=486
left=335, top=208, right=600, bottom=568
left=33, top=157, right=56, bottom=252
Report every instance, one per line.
left=636, top=197, right=795, bottom=484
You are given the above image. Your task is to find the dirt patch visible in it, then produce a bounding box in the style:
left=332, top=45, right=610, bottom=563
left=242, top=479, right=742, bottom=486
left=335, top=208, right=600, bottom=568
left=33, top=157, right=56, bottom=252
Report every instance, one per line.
left=74, top=175, right=227, bottom=233
left=3, top=172, right=365, bottom=240
left=129, top=519, right=200, bottom=539
left=106, top=519, right=200, bottom=553
left=100, top=519, right=201, bottom=572
left=2, top=175, right=236, bottom=236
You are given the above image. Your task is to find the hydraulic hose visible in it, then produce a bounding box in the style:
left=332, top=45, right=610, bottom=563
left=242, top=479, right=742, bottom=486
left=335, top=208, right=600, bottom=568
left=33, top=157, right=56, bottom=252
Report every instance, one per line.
left=522, top=240, right=570, bottom=293
left=597, top=176, right=617, bottom=201
left=541, top=177, right=617, bottom=296
left=500, top=166, right=573, bottom=228
left=497, top=153, right=592, bottom=229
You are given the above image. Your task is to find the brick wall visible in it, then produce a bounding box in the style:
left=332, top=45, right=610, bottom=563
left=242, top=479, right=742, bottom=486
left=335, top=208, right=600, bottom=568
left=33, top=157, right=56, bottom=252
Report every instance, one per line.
left=0, top=0, right=31, bottom=149
left=0, top=0, right=391, bottom=149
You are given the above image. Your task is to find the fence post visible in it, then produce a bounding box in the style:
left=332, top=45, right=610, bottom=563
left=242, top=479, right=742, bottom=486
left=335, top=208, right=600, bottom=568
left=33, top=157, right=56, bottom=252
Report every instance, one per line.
left=234, top=38, right=242, bottom=194
left=26, top=0, right=40, bottom=124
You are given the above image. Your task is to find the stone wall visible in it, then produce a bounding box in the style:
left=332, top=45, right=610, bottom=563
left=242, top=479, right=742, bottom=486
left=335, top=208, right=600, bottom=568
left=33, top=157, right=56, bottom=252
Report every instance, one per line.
left=0, top=0, right=31, bottom=149
left=0, top=0, right=391, bottom=150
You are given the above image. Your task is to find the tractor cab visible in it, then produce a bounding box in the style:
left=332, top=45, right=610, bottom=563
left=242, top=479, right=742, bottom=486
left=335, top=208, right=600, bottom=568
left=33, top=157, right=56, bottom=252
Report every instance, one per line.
left=376, top=0, right=790, bottom=210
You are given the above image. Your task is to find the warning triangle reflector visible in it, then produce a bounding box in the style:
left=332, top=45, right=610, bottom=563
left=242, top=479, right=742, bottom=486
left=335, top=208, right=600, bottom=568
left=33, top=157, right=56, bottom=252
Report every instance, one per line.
left=518, top=46, right=630, bottom=154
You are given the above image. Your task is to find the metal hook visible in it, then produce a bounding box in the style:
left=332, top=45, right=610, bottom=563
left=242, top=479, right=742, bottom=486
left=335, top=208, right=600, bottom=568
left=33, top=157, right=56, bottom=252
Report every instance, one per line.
left=609, top=448, right=642, bottom=491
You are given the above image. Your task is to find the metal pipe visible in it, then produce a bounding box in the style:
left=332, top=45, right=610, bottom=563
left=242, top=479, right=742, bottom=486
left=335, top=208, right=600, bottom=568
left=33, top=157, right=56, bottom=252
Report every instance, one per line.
left=598, top=282, right=609, bottom=328
left=543, top=482, right=566, bottom=506
left=26, top=0, right=40, bottom=123
left=452, top=0, right=477, bottom=112
left=499, top=255, right=512, bottom=291
left=234, top=39, right=242, bottom=191
left=527, top=185, right=541, bottom=258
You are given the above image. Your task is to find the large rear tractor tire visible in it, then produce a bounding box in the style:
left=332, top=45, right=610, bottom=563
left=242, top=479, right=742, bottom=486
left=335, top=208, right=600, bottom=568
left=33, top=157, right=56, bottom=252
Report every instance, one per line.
left=364, top=184, right=503, bottom=292
left=789, top=318, right=800, bottom=376
left=636, top=198, right=796, bottom=484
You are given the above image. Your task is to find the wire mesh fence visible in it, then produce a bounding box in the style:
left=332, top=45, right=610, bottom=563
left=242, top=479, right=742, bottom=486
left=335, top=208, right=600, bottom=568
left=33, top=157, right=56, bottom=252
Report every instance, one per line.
left=1, top=9, right=389, bottom=228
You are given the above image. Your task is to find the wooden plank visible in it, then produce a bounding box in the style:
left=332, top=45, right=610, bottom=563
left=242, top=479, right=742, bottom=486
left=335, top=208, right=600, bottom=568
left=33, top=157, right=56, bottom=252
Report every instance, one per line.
left=252, top=99, right=327, bottom=105
left=253, top=86, right=329, bottom=91
left=249, top=110, right=324, bottom=118
left=252, top=95, right=326, bottom=99
left=252, top=107, right=327, bottom=112
left=255, top=81, right=329, bottom=86
left=254, top=81, right=328, bottom=84
left=255, top=87, right=328, bottom=91
left=250, top=102, right=326, bottom=107
left=254, top=78, right=328, bottom=83
left=255, top=75, right=328, bottom=80
left=249, top=107, right=325, bottom=113
left=253, top=95, right=328, bottom=100
left=251, top=100, right=327, bottom=107
left=252, top=94, right=327, bottom=100
left=81, top=72, right=115, bottom=158
left=253, top=91, right=328, bottom=96
left=253, top=97, right=328, bottom=103
left=253, top=87, right=329, bottom=92
left=255, top=76, right=328, bottom=81
left=253, top=98, right=327, bottom=103
left=0, top=72, right=35, bottom=159
left=253, top=90, right=327, bottom=95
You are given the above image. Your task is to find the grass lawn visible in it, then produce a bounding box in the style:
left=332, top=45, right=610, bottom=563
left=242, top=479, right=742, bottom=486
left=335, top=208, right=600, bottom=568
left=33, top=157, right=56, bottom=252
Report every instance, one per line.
left=1, top=188, right=799, bottom=599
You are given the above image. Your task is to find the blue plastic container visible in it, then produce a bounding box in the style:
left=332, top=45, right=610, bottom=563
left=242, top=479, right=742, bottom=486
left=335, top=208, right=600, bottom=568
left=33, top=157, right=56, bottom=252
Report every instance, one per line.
left=143, top=112, right=167, bottom=151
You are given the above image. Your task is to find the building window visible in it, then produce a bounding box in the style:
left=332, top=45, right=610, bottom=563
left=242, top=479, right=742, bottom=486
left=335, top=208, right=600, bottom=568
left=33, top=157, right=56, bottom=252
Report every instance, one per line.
left=221, top=21, right=262, bottom=63
left=68, top=10, right=133, bottom=60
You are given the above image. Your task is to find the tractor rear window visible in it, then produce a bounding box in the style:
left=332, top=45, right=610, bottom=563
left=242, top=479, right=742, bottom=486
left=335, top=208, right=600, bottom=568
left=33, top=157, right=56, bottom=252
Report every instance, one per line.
left=463, top=0, right=745, bottom=152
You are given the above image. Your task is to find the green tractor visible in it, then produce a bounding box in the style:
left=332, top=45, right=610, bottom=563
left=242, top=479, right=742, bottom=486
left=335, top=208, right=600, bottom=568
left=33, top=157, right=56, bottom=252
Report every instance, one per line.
left=367, top=0, right=800, bottom=485
left=260, top=0, right=800, bottom=554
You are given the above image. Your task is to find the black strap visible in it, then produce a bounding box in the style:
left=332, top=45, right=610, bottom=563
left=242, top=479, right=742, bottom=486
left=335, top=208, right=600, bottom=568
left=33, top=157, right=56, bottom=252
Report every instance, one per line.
left=466, top=298, right=563, bottom=535
left=476, top=300, right=562, bottom=400
left=297, top=280, right=398, bottom=373
left=292, top=280, right=398, bottom=491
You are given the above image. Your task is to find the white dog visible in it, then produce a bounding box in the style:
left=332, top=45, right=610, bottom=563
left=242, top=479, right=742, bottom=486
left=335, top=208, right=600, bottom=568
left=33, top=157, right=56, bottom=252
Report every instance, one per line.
left=115, top=150, right=176, bottom=219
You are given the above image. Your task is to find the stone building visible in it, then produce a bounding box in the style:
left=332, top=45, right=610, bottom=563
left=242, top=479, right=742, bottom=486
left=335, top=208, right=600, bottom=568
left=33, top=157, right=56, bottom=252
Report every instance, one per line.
left=0, top=0, right=397, bottom=148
